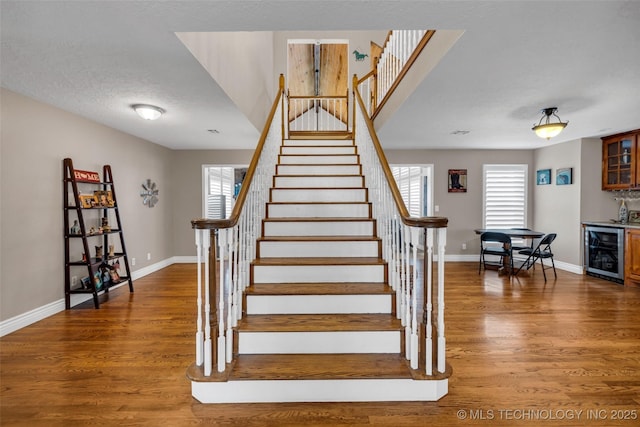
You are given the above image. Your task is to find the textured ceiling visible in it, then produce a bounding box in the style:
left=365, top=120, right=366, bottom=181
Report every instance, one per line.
left=1, top=1, right=639, bottom=150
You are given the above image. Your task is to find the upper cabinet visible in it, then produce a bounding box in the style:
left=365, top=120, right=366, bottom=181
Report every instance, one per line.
left=602, top=129, right=640, bottom=190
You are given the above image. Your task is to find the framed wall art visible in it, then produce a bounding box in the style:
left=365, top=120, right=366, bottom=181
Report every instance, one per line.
left=536, top=169, right=551, bottom=185
left=448, top=169, right=467, bottom=193
left=556, top=168, right=573, bottom=185
left=79, top=194, right=97, bottom=208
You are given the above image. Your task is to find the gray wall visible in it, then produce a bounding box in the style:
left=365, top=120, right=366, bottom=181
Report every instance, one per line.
left=171, top=150, right=254, bottom=257
left=386, top=149, right=535, bottom=257
left=1, top=88, right=174, bottom=320
left=533, top=140, right=583, bottom=266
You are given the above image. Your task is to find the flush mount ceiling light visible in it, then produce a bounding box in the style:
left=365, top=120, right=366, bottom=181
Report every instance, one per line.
left=132, top=104, right=165, bottom=120
left=532, top=107, right=568, bottom=140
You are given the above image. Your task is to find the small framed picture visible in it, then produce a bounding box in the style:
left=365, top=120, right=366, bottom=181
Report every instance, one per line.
left=448, top=169, right=467, bottom=193
left=94, top=190, right=114, bottom=207
left=80, top=276, right=91, bottom=289
left=536, top=169, right=551, bottom=185
left=79, top=194, right=97, bottom=208
left=629, top=210, right=640, bottom=224
left=556, top=168, right=573, bottom=185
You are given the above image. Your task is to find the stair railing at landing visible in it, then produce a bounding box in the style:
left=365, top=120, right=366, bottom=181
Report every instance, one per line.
left=353, top=75, right=449, bottom=376
left=190, top=75, right=285, bottom=376
left=287, top=91, right=349, bottom=135
left=359, top=30, right=435, bottom=119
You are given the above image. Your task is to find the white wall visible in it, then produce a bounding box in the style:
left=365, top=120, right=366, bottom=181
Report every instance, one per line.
left=177, top=31, right=276, bottom=132
left=1, top=88, right=174, bottom=321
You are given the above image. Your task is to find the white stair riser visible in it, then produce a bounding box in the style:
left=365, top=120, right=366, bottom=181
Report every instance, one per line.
left=281, top=146, right=356, bottom=155
left=283, top=139, right=354, bottom=147
left=277, top=165, right=361, bottom=175
left=271, top=188, right=367, bottom=202
left=192, top=378, right=448, bottom=403
left=263, top=221, right=374, bottom=236
left=279, top=155, right=359, bottom=165
left=266, top=203, right=370, bottom=218
left=258, top=240, right=379, bottom=258
left=246, top=294, right=392, bottom=314
left=238, top=331, right=400, bottom=354
left=253, top=264, right=385, bottom=283
left=274, top=175, right=363, bottom=188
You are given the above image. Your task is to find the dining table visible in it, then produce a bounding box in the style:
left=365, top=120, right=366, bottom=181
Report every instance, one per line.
left=474, top=228, right=545, bottom=274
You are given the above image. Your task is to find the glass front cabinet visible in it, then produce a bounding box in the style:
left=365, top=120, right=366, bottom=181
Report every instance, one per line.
left=602, top=130, right=640, bottom=190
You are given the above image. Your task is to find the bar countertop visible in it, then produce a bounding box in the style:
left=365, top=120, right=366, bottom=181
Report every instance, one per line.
left=582, top=220, right=640, bottom=230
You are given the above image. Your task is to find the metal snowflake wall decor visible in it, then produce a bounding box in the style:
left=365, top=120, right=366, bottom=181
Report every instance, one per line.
left=140, top=179, right=159, bottom=208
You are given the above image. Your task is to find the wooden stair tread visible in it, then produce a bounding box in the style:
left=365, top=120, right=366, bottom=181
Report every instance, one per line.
left=274, top=174, right=362, bottom=177
left=251, top=257, right=385, bottom=266
left=276, top=163, right=360, bottom=166
left=247, top=282, right=393, bottom=295
left=238, top=313, right=401, bottom=332
left=230, top=354, right=411, bottom=380
left=271, top=186, right=365, bottom=190
left=288, top=131, right=353, bottom=140
left=263, top=217, right=374, bottom=222
left=257, top=236, right=380, bottom=242
left=280, top=147, right=357, bottom=150
left=279, top=154, right=357, bottom=157
left=266, top=201, right=370, bottom=205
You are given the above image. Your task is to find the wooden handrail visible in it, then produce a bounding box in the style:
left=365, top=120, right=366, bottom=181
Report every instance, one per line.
left=192, top=74, right=285, bottom=230
left=356, top=69, right=376, bottom=86
left=352, top=75, right=447, bottom=229
left=371, top=30, right=436, bottom=121
left=288, top=94, right=348, bottom=100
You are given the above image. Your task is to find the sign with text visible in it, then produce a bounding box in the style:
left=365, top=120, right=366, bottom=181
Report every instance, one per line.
left=73, top=169, right=101, bottom=183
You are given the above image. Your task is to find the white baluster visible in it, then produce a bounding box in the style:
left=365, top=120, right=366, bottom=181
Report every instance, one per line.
left=219, top=229, right=232, bottom=364
left=403, top=225, right=411, bottom=356
left=230, top=227, right=239, bottom=327
left=410, top=227, right=419, bottom=369
left=195, top=229, right=203, bottom=367
left=202, top=230, right=212, bottom=376
left=425, top=228, right=434, bottom=375
left=217, top=230, right=226, bottom=373
left=437, top=227, right=447, bottom=373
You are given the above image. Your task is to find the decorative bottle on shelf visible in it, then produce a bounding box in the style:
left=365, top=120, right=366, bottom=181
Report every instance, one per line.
left=623, top=148, right=630, bottom=164
left=619, top=198, right=628, bottom=223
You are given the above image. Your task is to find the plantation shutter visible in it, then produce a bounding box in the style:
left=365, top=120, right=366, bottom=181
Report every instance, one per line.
left=205, top=167, right=234, bottom=219
left=483, top=165, right=528, bottom=229
left=392, top=166, right=422, bottom=217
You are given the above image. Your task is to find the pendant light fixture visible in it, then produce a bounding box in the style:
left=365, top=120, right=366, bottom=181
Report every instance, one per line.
left=132, top=104, right=165, bottom=120
left=532, top=107, right=568, bottom=140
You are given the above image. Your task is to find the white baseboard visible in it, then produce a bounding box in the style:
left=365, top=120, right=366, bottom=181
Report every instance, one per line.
left=0, top=257, right=182, bottom=337
left=446, top=254, right=582, bottom=274
left=0, top=300, right=64, bottom=337
left=172, top=256, right=197, bottom=263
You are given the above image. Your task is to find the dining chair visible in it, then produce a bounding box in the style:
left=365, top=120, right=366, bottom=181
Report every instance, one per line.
left=514, top=233, right=557, bottom=281
left=479, top=231, right=513, bottom=274
left=510, top=227, right=534, bottom=251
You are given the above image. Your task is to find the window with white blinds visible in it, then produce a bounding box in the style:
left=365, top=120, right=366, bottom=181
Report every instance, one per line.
left=392, top=166, right=424, bottom=217
left=203, top=166, right=234, bottom=219
left=482, top=164, right=528, bottom=229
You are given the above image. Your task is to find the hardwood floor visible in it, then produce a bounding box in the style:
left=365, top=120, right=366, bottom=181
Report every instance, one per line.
left=2, top=263, right=639, bottom=426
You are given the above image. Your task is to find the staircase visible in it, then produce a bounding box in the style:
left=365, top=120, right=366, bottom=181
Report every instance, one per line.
left=189, top=133, right=449, bottom=403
